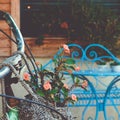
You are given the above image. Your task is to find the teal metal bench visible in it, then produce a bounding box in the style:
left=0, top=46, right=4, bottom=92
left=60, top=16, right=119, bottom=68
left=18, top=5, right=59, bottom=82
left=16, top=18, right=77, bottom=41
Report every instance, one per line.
left=43, top=43, right=120, bottom=120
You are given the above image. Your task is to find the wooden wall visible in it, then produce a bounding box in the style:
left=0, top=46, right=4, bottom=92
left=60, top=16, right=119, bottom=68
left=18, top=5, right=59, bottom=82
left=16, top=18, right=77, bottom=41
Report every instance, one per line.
left=25, top=37, right=67, bottom=58
left=25, top=36, right=91, bottom=58
left=0, top=0, right=11, bottom=57
left=0, top=0, right=20, bottom=57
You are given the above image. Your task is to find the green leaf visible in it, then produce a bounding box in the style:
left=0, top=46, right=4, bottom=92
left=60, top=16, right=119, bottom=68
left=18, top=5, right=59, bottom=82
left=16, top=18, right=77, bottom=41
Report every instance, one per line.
left=61, top=88, right=69, bottom=97
left=54, top=96, right=60, bottom=102
left=36, top=90, right=45, bottom=97
left=50, top=89, right=58, bottom=94
left=67, top=65, right=75, bottom=70
left=71, top=74, right=75, bottom=83
left=75, top=77, right=80, bottom=84
left=65, top=58, right=75, bottom=64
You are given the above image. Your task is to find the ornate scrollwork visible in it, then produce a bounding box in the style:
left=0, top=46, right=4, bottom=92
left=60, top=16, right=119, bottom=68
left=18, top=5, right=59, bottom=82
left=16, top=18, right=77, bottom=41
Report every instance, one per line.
left=68, top=44, right=84, bottom=60
left=83, top=44, right=120, bottom=63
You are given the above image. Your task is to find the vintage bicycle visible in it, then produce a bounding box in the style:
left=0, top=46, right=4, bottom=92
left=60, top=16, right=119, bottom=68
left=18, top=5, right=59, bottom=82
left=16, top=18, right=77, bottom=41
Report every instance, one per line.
left=0, top=10, right=74, bottom=120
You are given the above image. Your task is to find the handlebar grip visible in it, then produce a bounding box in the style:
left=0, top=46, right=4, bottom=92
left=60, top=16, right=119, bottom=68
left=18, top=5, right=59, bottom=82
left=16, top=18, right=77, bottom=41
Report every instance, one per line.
left=0, top=10, right=25, bottom=78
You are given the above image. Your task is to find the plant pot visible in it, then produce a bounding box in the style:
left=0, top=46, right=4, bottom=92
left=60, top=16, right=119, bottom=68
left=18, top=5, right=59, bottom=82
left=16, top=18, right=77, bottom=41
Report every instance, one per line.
left=111, top=65, right=120, bottom=72
left=97, top=64, right=110, bottom=72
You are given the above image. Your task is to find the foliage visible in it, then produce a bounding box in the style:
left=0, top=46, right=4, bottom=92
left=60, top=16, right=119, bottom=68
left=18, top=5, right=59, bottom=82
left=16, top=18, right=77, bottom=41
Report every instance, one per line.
left=23, top=44, right=88, bottom=106
left=96, top=61, right=106, bottom=65
left=110, top=61, right=120, bottom=66
left=69, top=0, right=120, bottom=55
left=63, top=0, right=120, bottom=55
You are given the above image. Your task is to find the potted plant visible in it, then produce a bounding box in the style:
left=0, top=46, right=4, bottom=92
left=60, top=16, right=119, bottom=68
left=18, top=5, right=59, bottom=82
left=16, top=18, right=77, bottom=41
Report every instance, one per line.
left=22, top=44, right=88, bottom=119
left=23, top=44, right=87, bottom=107
left=96, top=60, right=110, bottom=72
left=110, top=61, right=120, bottom=72
left=96, top=61, right=106, bottom=65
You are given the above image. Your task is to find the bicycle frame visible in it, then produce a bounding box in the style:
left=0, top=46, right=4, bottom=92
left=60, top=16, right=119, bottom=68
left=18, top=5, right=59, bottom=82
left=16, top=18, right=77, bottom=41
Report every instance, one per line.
left=0, top=10, right=24, bottom=78
left=0, top=10, right=25, bottom=120
left=0, top=11, right=67, bottom=120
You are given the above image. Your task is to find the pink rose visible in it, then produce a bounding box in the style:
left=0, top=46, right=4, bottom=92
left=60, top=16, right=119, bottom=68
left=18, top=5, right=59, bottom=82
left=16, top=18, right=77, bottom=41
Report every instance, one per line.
left=71, top=94, right=77, bottom=101
left=64, top=49, right=70, bottom=54
left=23, top=73, right=30, bottom=81
left=60, top=22, right=69, bottom=29
left=81, top=80, right=88, bottom=88
left=35, top=61, right=40, bottom=66
left=67, top=70, right=73, bottom=74
left=63, top=44, right=70, bottom=54
left=43, top=81, right=52, bottom=90
left=75, top=66, right=80, bottom=71
left=63, top=44, right=69, bottom=49
left=63, top=84, right=69, bottom=89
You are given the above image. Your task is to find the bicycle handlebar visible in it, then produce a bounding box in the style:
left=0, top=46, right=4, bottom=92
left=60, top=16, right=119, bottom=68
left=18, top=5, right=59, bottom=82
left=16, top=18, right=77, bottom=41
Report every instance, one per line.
left=0, top=10, right=25, bottom=78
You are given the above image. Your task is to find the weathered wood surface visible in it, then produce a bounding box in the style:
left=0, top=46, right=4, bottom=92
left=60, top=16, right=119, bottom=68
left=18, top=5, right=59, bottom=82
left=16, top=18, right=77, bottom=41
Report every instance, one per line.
left=25, top=37, right=67, bottom=57
left=0, top=0, right=10, bottom=12
left=0, top=0, right=11, bottom=57
left=0, top=4, right=10, bottom=12
left=0, top=21, right=10, bottom=30
left=0, top=0, right=10, bottom=3
left=0, top=48, right=10, bottom=56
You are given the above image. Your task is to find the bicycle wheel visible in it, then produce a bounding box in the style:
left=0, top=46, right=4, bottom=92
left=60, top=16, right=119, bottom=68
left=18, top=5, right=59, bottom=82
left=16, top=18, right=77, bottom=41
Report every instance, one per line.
left=0, top=10, right=25, bottom=120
